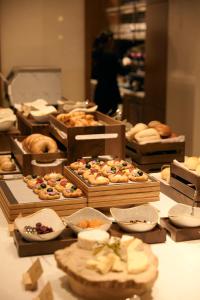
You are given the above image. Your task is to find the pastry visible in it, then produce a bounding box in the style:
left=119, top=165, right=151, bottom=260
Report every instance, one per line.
left=55, top=178, right=70, bottom=192
left=22, top=134, right=58, bottom=154
left=153, top=123, right=172, bottom=138
left=70, top=159, right=87, bottom=170
left=126, top=123, right=148, bottom=141
left=38, top=187, right=60, bottom=200
left=161, top=166, right=170, bottom=183
left=134, top=128, right=161, bottom=143
left=108, top=172, right=129, bottom=183
left=56, top=111, right=102, bottom=127
left=0, top=156, right=16, bottom=171
left=148, top=120, right=161, bottom=128
left=129, top=169, right=148, bottom=182
left=62, top=184, right=83, bottom=198
left=88, top=173, right=110, bottom=185
left=185, top=156, right=199, bottom=170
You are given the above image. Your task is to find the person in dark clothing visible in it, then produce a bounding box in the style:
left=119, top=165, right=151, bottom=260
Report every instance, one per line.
left=92, top=31, right=128, bottom=115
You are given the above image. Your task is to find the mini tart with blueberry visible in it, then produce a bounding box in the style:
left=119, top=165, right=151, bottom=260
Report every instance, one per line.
left=33, top=182, right=48, bottom=194
left=55, top=178, right=71, bottom=192
left=82, top=168, right=100, bottom=180
left=129, top=169, right=148, bottom=182
left=38, top=187, right=60, bottom=200
left=108, top=171, right=129, bottom=183
left=87, top=173, right=109, bottom=185
left=44, top=172, right=63, bottom=181
left=101, top=165, right=119, bottom=177
left=70, top=159, right=87, bottom=170
left=106, top=159, right=131, bottom=168
left=62, top=184, right=83, bottom=198
left=23, top=174, right=38, bottom=183
left=26, top=177, right=44, bottom=189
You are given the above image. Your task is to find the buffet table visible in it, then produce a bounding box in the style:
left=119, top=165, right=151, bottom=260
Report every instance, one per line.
left=0, top=192, right=199, bottom=300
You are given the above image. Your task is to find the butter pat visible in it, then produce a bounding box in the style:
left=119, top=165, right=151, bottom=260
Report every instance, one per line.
left=78, top=229, right=109, bottom=250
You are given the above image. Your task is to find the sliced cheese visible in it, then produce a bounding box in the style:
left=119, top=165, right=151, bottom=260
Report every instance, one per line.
left=95, top=253, right=116, bottom=274
left=120, top=235, right=134, bottom=261
left=78, top=229, right=109, bottom=250
left=127, top=250, right=149, bottom=274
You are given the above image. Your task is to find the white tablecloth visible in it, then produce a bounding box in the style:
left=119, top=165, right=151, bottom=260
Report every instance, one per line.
left=0, top=193, right=199, bottom=300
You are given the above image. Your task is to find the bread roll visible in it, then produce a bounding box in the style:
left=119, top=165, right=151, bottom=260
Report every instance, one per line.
left=161, top=167, right=170, bottom=183
left=148, top=120, right=161, bottom=128
left=185, top=156, right=199, bottom=170
left=134, top=128, right=161, bottom=143
left=126, top=123, right=147, bottom=141
left=153, top=124, right=172, bottom=138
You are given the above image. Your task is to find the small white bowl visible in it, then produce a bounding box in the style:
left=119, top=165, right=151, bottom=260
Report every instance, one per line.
left=168, top=204, right=200, bottom=227
left=110, top=205, right=159, bottom=232
left=14, top=208, right=65, bottom=242
left=63, top=207, right=112, bottom=233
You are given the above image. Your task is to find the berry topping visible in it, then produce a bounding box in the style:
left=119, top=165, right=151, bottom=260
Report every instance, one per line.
left=47, top=188, right=53, bottom=192
left=40, top=183, right=46, bottom=188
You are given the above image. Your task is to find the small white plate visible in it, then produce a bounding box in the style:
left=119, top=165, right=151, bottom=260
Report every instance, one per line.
left=110, top=204, right=159, bottom=232
left=63, top=207, right=112, bottom=233
left=168, top=204, right=200, bottom=227
left=14, top=208, right=65, bottom=241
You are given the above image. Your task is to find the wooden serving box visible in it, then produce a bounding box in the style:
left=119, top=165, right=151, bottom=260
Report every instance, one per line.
left=13, top=228, right=77, bottom=257
left=170, top=161, right=200, bottom=205
left=16, top=111, right=50, bottom=135
left=0, top=126, right=20, bottom=153
left=160, top=217, right=200, bottom=242
left=0, top=180, right=87, bottom=222
left=126, top=139, right=185, bottom=172
left=64, top=167, right=160, bottom=209
left=49, top=111, right=125, bottom=163
left=10, top=135, right=67, bottom=175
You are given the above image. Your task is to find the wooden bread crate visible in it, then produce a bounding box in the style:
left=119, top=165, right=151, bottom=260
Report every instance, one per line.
left=126, top=139, right=185, bottom=172
left=0, top=180, right=87, bottom=222
left=17, top=111, right=50, bottom=135
left=10, top=135, right=67, bottom=175
left=170, top=161, right=200, bottom=204
left=0, top=127, right=20, bottom=153
left=49, top=111, right=125, bottom=163
left=64, top=166, right=160, bottom=209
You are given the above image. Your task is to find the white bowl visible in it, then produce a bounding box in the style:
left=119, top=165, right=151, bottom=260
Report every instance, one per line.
left=63, top=207, right=112, bottom=233
left=0, top=119, right=15, bottom=131
left=14, top=208, right=65, bottom=241
left=168, top=204, right=200, bottom=227
left=110, top=205, right=159, bottom=232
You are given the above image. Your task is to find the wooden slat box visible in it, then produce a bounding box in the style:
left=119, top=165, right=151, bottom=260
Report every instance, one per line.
left=170, top=161, right=200, bottom=203
left=17, top=111, right=50, bottom=135
left=0, top=180, right=87, bottom=222
left=126, top=139, right=185, bottom=172
left=49, top=111, right=125, bottom=163
left=10, top=135, right=67, bottom=175
left=64, top=167, right=160, bottom=209
left=0, top=127, right=20, bottom=154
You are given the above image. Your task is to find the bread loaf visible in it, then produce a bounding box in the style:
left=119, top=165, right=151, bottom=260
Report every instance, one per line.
left=126, top=123, right=147, bottom=141
left=134, top=128, right=161, bottom=143
left=153, top=124, right=172, bottom=138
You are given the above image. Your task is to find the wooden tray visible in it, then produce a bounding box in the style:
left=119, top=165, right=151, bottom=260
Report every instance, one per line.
left=170, top=161, right=200, bottom=202
left=109, top=223, right=166, bottom=244
left=13, top=228, right=76, bottom=257
left=0, top=180, right=87, bottom=222
left=0, top=126, right=20, bottom=154
left=17, top=111, right=50, bottom=135
left=64, top=167, right=160, bottom=208
left=126, top=139, right=185, bottom=172
left=49, top=111, right=125, bottom=163
left=10, top=135, right=67, bottom=175
left=160, top=217, right=200, bottom=242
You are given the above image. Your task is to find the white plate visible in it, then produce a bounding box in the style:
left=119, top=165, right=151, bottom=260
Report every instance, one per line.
left=63, top=207, right=112, bottom=233
left=14, top=208, right=65, bottom=241
left=110, top=204, right=159, bottom=232
left=168, top=204, right=200, bottom=227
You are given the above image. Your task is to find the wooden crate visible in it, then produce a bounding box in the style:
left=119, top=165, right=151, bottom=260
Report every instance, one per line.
left=64, top=167, right=160, bottom=209
left=126, top=139, right=185, bottom=172
left=49, top=111, right=125, bottom=163
left=17, top=111, right=50, bottom=135
left=10, top=135, right=67, bottom=175
left=0, top=127, right=20, bottom=154
left=0, top=180, right=87, bottom=222
left=170, top=161, right=200, bottom=203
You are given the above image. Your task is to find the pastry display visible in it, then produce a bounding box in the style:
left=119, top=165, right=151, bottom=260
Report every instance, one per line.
left=23, top=172, right=83, bottom=200
left=22, top=133, right=58, bottom=154
left=70, top=158, right=149, bottom=185
left=0, top=155, right=16, bottom=172
left=55, top=232, right=158, bottom=300
left=56, top=111, right=103, bottom=127
left=126, top=120, right=178, bottom=143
